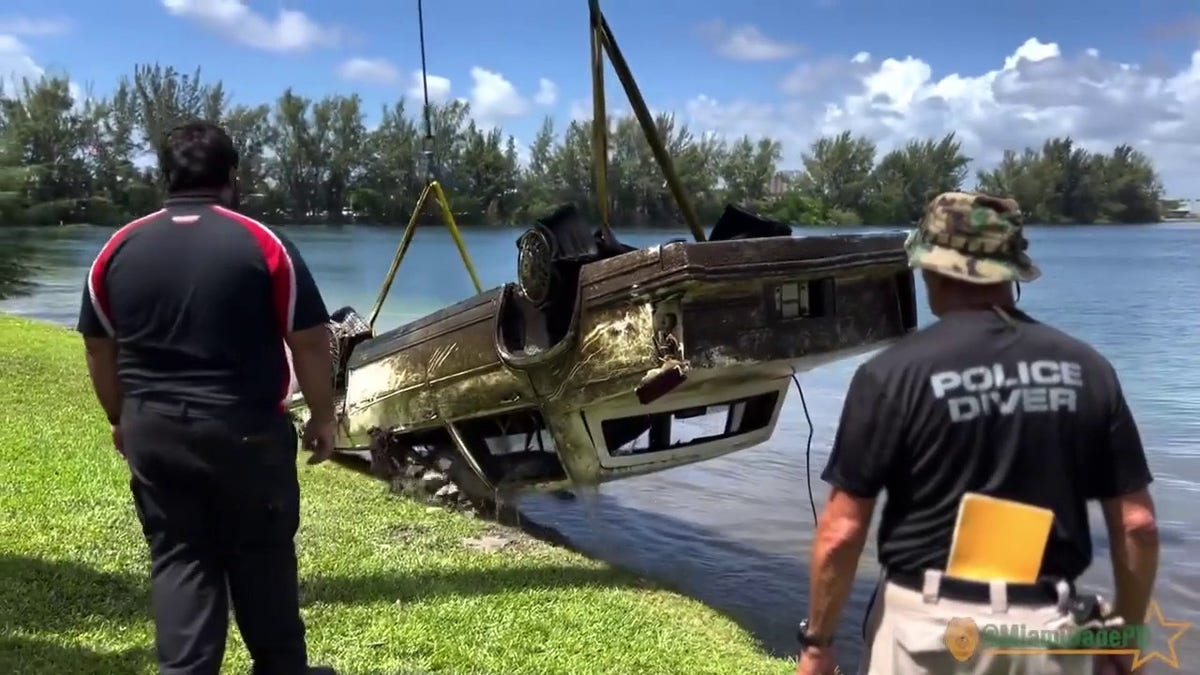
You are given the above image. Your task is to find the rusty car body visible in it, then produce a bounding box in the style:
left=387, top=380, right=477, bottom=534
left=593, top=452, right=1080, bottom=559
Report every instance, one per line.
left=288, top=204, right=917, bottom=503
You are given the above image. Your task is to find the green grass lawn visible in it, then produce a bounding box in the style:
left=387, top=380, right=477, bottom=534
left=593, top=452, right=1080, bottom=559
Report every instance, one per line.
left=0, top=314, right=794, bottom=675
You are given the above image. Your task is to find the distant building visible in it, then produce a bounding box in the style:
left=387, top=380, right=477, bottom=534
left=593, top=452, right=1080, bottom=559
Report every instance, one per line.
left=768, top=170, right=804, bottom=196
left=1160, top=198, right=1196, bottom=219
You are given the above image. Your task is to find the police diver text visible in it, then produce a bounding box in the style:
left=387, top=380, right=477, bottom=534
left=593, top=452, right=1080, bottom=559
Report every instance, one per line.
left=929, top=360, right=1084, bottom=423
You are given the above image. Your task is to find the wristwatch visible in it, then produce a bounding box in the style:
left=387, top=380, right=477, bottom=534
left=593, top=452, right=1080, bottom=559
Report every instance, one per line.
left=797, top=619, right=834, bottom=648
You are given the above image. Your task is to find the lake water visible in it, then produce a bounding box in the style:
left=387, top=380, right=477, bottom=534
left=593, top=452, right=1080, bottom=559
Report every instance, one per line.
left=3, top=222, right=1198, bottom=671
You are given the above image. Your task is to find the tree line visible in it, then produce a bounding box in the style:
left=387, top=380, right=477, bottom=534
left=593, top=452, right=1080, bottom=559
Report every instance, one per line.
left=0, top=64, right=1168, bottom=228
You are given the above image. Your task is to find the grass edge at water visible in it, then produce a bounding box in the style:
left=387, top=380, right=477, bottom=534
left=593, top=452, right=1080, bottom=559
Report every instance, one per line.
left=0, top=314, right=793, bottom=675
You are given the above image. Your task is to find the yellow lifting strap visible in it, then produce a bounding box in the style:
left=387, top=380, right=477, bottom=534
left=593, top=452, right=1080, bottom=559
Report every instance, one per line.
left=366, top=180, right=483, bottom=332
left=366, top=0, right=483, bottom=333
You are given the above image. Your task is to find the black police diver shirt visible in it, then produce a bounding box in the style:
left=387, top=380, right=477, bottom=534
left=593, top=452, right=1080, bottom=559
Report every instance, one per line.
left=76, top=195, right=330, bottom=416
left=821, top=307, right=1153, bottom=581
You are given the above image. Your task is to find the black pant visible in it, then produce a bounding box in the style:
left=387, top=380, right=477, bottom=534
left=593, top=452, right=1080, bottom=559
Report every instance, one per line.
left=122, top=399, right=308, bottom=675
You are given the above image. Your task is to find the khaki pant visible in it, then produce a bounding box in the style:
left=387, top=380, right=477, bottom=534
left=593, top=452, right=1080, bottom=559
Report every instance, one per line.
left=859, top=571, right=1095, bottom=675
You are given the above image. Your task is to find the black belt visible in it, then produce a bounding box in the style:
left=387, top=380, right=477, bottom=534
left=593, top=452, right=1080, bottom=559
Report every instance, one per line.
left=127, top=397, right=284, bottom=424
left=888, top=570, right=1072, bottom=606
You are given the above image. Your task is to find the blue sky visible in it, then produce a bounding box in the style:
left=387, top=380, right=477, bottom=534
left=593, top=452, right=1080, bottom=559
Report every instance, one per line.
left=4, top=0, right=1200, bottom=194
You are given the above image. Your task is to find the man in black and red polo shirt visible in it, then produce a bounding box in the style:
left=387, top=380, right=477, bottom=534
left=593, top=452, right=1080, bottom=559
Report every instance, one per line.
left=77, top=121, right=339, bottom=675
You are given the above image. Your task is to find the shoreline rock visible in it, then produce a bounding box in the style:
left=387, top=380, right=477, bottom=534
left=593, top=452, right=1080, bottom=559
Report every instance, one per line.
left=325, top=435, right=583, bottom=551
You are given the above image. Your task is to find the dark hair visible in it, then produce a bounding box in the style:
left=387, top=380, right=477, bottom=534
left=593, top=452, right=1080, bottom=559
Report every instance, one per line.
left=158, top=121, right=239, bottom=192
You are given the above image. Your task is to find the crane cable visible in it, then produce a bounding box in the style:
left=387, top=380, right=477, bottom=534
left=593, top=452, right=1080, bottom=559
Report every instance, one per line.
left=417, top=0, right=435, bottom=177
left=366, top=0, right=482, bottom=330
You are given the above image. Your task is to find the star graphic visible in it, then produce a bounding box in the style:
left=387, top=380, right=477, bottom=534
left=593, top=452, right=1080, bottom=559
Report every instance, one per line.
left=1131, top=600, right=1193, bottom=670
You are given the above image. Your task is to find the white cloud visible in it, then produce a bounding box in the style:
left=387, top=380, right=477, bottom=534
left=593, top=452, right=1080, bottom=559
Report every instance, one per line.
left=406, top=70, right=452, bottom=104
left=0, top=16, right=70, bottom=37
left=534, top=78, right=558, bottom=106
left=0, top=31, right=81, bottom=102
left=0, top=35, right=43, bottom=96
left=469, top=67, right=528, bottom=126
left=568, top=99, right=591, bottom=122
left=338, top=57, right=400, bottom=85
left=680, top=37, right=1200, bottom=196
left=512, top=136, right=529, bottom=166
left=697, top=20, right=800, bottom=61
left=161, top=0, right=342, bottom=53
left=566, top=98, right=628, bottom=125
left=0, top=15, right=72, bottom=96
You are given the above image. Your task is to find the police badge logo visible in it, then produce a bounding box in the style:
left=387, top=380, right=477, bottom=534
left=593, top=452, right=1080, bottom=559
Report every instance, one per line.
left=944, top=617, right=981, bottom=662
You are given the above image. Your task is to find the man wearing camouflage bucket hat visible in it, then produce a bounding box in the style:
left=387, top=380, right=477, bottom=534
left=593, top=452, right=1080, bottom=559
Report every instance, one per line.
left=795, top=192, right=1158, bottom=675
left=903, top=191, right=1041, bottom=285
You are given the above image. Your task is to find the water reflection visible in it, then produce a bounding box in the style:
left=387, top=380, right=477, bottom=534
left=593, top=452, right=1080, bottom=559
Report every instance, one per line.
left=0, top=225, right=106, bottom=324
left=0, top=228, right=42, bottom=300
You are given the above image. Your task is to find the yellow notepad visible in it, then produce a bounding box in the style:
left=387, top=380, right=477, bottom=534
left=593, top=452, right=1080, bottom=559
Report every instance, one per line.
left=946, top=493, right=1054, bottom=583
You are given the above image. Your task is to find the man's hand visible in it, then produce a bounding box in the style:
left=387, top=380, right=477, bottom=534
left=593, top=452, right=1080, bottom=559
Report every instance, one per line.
left=111, top=424, right=125, bottom=457
left=302, top=415, right=337, bottom=465
left=796, top=646, right=840, bottom=675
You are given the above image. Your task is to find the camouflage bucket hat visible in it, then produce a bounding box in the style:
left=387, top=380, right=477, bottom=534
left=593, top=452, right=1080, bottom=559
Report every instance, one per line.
left=904, top=191, right=1041, bottom=284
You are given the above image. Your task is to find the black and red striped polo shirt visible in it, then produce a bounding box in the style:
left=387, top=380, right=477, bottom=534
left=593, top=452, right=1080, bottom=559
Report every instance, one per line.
left=76, top=194, right=329, bottom=416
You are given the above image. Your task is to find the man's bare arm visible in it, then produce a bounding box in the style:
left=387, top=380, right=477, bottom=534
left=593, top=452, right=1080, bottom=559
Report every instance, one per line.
left=272, top=228, right=334, bottom=426
left=806, top=488, right=874, bottom=640
left=83, top=337, right=122, bottom=422
left=807, top=365, right=897, bottom=648
left=1100, top=487, right=1159, bottom=625
left=286, top=325, right=335, bottom=424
